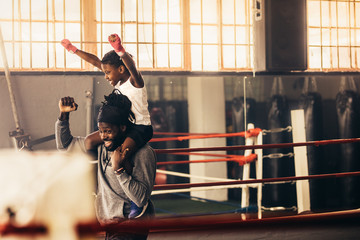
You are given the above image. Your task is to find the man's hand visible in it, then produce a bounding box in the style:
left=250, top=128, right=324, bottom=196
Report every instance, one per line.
left=61, top=39, right=78, bottom=54
left=59, top=96, right=78, bottom=113
left=108, top=34, right=125, bottom=55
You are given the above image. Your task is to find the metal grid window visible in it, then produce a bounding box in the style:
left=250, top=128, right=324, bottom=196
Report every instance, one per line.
left=95, top=0, right=183, bottom=70
left=187, top=0, right=253, bottom=71
left=308, top=0, right=360, bottom=70
left=0, top=0, right=82, bottom=70
left=0, top=0, right=253, bottom=71
left=1, top=0, right=359, bottom=71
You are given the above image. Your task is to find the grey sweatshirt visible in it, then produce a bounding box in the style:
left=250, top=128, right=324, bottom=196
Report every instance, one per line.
left=55, top=119, right=157, bottom=224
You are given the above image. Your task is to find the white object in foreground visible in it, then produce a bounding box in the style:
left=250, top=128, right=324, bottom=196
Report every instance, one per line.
left=0, top=149, right=96, bottom=240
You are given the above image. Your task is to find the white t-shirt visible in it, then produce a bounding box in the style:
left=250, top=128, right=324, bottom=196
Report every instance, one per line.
left=115, top=78, right=151, bottom=126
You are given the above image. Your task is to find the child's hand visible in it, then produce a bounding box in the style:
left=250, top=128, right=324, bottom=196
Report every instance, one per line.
left=61, top=39, right=78, bottom=54
left=58, top=97, right=78, bottom=112
left=108, top=34, right=125, bottom=55
left=111, top=145, right=129, bottom=171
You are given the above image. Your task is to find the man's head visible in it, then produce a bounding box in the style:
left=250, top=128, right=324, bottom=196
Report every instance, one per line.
left=97, top=89, right=135, bottom=151
left=101, top=50, right=129, bottom=87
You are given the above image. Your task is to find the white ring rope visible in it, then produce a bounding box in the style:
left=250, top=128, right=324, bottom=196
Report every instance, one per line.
left=157, top=169, right=242, bottom=183
left=152, top=183, right=261, bottom=195
left=154, top=169, right=260, bottom=195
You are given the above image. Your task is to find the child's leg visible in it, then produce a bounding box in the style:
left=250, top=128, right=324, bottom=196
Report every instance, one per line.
left=84, top=130, right=102, bottom=151
left=121, top=136, right=137, bottom=159
left=121, top=125, right=153, bottom=159
left=129, top=201, right=148, bottom=219
left=121, top=125, right=153, bottom=173
left=122, top=126, right=153, bottom=218
left=120, top=137, right=137, bottom=174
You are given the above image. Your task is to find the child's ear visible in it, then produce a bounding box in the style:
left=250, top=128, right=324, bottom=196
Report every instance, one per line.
left=120, top=125, right=126, bottom=133
left=119, top=65, right=126, bottom=74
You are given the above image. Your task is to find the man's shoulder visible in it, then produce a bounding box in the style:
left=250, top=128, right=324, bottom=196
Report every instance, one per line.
left=134, top=144, right=156, bottom=158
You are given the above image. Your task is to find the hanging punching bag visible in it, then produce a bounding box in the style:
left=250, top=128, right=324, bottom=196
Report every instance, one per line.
left=149, top=105, right=169, bottom=185
left=299, top=91, right=324, bottom=211
left=165, top=102, right=188, bottom=184
left=229, top=96, right=256, bottom=201
left=263, top=94, right=296, bottom=208
left=336, top=89, right=360, bottom=209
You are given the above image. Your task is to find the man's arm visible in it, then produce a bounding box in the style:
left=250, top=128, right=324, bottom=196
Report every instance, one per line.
left=115, top=146, right=157, bottom=207
left=55, top=97, right=78, bottom=150
left=108, top=34, right=144, bottom=88
left=61, top=39, right=102, bottom=70
left=55, top=117, right=73, bottom=150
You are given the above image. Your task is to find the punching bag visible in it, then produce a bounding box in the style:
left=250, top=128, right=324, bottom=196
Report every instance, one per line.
left=149, top=105, right=169, bottom=185
left=299, top=91, right=324, bottom=211
left=263, top=94, right=296, bottom=208
left=336, top=89, right=360, bottom=209
left=229, top=96, right=256, bottom=201
left=165, top=101, right=189, bottom=184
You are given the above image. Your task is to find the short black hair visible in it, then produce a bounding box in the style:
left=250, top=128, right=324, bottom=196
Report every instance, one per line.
left=97, top=89, right=135, bottom=126
left=101, top=50, right=124, bottom=68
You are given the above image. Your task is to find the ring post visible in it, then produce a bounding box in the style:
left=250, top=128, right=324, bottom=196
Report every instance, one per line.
left=255, top=129, right=263, bottom=219
left=291, top=109, right=311, bottom=213
left=241, top=123, right=255, bottom=219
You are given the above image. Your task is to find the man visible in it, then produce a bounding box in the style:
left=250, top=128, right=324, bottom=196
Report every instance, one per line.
left=55, top=92, right=157, bottom=240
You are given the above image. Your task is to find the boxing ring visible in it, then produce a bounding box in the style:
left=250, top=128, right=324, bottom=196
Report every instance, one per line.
left=1, top=108, right=360, bottom=240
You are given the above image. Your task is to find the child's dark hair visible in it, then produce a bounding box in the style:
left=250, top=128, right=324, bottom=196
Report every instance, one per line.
left=101, top=50, right=125, bottom=68
left=101, top=50, right=134, bottom=69
left=97, top=89, right=135, bottom=126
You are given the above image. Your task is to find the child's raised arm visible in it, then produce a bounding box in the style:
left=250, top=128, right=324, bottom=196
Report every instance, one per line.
left=108, top=34, right=144, bottom=88
left=61, top=39, right=102, bottom=70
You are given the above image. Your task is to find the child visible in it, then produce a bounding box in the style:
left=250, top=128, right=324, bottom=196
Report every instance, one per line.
left=61, top=34, right=153, bottom=219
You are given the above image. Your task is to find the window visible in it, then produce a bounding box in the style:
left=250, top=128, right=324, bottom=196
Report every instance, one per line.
left=0, top=0, right=82, bottom=70
left=308, top=0, right=360, bottom=70
left=95, top=0, right=183, bottom=70
left=0, top=0, right=358, bottom=71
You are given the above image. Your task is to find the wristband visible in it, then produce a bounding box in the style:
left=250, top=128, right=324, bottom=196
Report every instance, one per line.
left=114, top=167, right=125, bottom=175
left=116, top=49, right=126, bottom=57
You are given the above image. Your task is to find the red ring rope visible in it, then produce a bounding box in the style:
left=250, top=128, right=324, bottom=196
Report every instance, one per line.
left=154, top=132, right=213, bottom=136
left=157, top=153, right=257, bottom=166
left=170, top=152, right=242, bottom=158
left=2, top=208, right=360, bottom=236
left=0, top=224, right=47, bottom=235
left=154, top=137, right=360, bottom=154
left=150, top=128, right=262, bottom=142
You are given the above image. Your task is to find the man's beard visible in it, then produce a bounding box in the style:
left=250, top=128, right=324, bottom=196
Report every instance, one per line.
left=105, top=135, right=126, bottom=151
